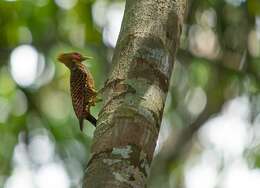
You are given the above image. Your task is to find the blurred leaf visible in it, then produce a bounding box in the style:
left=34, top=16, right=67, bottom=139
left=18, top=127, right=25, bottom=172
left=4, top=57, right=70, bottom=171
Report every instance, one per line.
left=248, top=0, right=260, bottom=16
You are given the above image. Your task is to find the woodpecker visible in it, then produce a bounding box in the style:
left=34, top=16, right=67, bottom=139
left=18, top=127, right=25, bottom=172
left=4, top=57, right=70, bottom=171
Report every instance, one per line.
left=57, top=52, right=97, bottom=131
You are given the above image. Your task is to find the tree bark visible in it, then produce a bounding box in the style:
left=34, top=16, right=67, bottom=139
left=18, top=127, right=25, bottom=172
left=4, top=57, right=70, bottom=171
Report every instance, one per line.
left=83, top=0, right=186, bottom=187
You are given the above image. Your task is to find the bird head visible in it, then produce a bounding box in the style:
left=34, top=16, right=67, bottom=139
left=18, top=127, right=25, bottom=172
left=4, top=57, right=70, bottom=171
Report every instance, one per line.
left=57, top=52, right=91, bottom=67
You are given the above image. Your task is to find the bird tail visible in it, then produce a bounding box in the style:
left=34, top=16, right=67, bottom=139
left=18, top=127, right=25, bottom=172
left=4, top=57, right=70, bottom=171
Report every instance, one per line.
left=79, top=118, right=84, bottom=131
left=85, top=113, right=97, bottom=127
left=79, top=113, right=97, bottom=131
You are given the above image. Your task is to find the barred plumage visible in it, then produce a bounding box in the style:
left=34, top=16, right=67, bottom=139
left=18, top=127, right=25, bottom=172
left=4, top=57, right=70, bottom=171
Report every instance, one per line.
left=70, top=64, right=97, bottom=130
left=57, top=52, right=97, bottom=131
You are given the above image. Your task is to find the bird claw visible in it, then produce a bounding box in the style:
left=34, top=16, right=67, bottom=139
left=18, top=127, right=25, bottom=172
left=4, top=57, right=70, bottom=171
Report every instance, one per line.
left=95, top=97, right=102, bottom=103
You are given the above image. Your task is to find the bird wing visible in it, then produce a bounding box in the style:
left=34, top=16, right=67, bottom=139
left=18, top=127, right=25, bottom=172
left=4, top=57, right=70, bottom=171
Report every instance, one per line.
left=70, top=67, right=87, bottom=120
left=82, top=63, right=95, bottom=92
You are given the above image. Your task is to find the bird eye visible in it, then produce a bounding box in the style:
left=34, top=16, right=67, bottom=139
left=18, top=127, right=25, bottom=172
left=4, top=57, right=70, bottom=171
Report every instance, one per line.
left=72, top=53, right=81, bottom=61
left=74, top=52, right=80, bottom=56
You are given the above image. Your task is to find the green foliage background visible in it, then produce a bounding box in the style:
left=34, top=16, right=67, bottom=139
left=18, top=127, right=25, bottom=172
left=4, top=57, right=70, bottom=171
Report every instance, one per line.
left=0, top=0, right=260, bottom=187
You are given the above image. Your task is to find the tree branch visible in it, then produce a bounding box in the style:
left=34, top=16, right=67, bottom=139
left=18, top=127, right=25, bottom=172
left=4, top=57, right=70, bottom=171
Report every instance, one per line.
left=83, top=0, right=186, bottom=187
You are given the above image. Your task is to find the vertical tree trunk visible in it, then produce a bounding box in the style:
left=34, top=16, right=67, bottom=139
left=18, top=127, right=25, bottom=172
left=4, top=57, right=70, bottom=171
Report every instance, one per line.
left=83, top=0, right=186, bottom=187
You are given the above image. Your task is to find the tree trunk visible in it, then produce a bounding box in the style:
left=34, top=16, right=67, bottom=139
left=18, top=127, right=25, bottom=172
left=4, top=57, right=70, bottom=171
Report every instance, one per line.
left=83, top=0, right=186, bottom=187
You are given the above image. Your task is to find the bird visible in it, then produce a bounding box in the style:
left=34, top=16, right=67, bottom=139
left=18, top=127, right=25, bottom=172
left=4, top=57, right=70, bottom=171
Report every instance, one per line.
left=57, top=52, right=98, bottom=131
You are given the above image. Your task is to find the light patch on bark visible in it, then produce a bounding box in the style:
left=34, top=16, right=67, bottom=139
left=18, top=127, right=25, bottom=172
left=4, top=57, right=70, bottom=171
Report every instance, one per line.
left=142, top=85, right=165, bottom=112
left=161, top=54, right=171, bottom=75
left=140, top=151, right=150, bottom=176
left=113, top=172, right=127, bottom=182
left=112, top=165, right=145, bottom=188
left=103, top=159, right=122, bottom=166
left=112, top=145, right=132, bottom=159
left=173, top=0, right=187, bottom=22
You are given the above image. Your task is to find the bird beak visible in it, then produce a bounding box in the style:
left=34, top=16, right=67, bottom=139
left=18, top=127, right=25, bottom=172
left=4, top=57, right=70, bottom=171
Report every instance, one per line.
left=57, top=55, right=64, bottom=62
left=81, top=56, right=92, bottom=61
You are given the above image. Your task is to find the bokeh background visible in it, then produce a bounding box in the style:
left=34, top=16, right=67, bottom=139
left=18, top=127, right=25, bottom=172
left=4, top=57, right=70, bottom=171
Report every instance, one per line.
left=0, top=0, right=259, bottom=187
